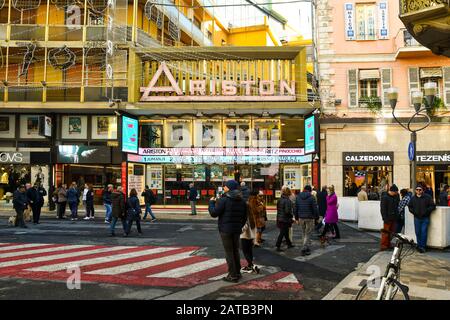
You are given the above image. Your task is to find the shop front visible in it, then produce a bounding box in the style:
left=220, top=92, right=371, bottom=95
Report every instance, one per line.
left=0, top=150, right=51, bottom=204
left=342, top=152, right=394, bottom=196
left=127, top=149, right=313, bottom=206
left=55, top=145, right=123, bottom=204
left=416, top=151, right=450, bottom=203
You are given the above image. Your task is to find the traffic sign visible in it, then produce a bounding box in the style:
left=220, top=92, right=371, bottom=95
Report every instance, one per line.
left=408, top=142, right=415, bottom=161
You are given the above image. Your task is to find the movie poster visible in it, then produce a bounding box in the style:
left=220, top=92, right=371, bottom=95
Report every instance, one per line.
left=97, top=117, right=110, bottom=135
left=69, top=117, right=82, bottom=134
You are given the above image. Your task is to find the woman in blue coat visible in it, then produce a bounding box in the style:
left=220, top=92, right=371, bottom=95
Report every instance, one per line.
left=125, top=188, right=143, bottom=237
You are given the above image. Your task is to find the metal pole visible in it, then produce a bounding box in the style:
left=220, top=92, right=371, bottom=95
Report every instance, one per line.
left=410, top=131, right=417, bottom=189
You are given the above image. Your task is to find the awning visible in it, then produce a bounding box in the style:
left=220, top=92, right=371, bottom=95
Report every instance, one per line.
left=420, top=67, right=442, bottom=78
left=359, top=69, right=380, bottom=80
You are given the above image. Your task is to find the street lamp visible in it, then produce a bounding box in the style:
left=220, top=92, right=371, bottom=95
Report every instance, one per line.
left=387, top=83, right=437, bottom=188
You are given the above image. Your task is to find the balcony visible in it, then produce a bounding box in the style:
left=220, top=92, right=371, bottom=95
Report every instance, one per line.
left=399, top=0, right=450, bottom=57
left=393, top=28, right=432, bottom=59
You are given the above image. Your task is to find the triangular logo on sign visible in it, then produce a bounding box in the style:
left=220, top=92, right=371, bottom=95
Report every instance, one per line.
left=140, top=62, right=183, bottom=101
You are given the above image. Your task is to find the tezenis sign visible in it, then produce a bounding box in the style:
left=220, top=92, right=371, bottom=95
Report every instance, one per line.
left=140, top=62, right=297, bottom=102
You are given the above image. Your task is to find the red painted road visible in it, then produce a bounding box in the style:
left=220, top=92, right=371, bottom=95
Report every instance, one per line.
left=0, top=243, right=302, bottom=291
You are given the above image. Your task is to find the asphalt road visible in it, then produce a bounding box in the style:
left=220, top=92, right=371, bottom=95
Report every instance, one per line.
left=0, top=216, right=380, bottom=300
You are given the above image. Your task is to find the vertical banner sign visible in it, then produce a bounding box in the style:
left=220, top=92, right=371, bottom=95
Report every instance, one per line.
left=312, top=161, right=319, bottom=189
left=106, top=0, right=116, bottom=101
left=304, top=115, right=317, bottom=154
left=121, top=161, right=127, bottom=196
left=344, top=3, right=355, bottom=40
left=378, top=2, right=389, bottom=39
left=122, top=116, right=138, bottom=153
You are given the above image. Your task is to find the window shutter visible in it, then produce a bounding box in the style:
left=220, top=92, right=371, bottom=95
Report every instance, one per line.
left=408, top=67, right=420, bottom=106
left=348, top=69, right=358, bottom=108
left=381, top=68, right=392, bottom=106
left=443, top=67, right=450, bottom=107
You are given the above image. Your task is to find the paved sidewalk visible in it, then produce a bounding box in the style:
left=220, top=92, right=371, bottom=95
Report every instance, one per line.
left=323, top=249, right=450, bottom=300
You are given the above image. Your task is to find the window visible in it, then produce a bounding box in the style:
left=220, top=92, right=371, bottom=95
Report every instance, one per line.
left=360, top=79, right=378, bottom=98
left=356, top=3, right=376, bottom=40
left=344, top=166, right=393, bottom=197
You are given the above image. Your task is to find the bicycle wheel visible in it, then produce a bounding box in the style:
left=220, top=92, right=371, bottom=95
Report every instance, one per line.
left=355, top=277, right=410, bottom=300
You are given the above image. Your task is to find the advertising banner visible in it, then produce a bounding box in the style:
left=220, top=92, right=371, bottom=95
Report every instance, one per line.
left=122, top=116, right=139, bottom=153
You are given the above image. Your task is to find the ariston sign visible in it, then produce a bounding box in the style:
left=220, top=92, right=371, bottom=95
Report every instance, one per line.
left=140, top=62, right=297, bottom=102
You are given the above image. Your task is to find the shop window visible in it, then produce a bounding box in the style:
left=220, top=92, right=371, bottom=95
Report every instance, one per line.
left=280, top=119, right=304, bottom=148
left=344, top=166, right=392, bottom=197
left=355, top=3, right=376, bottom=40
left=252, top=120, right=280, bottom=148
left=193, top=119, right=222, bottom=147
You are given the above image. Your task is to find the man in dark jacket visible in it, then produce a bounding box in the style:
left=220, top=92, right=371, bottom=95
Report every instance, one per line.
left=67, top=182, right=80, bottom=221
left=141, top=186, right=157, bottom=222
left=103, top=184, right=113, bottom=223
left=188, top=183, right=198, bottom=216
left=408, top=185, right=436, bottom=253
left=240, top=182, right=250, bottom=203
left=380, top=184, right=400, bottom=251
left=295, top=185, right=319, bottom=256
left=315, top=185, right=328, bottom=232
left=439, top=185, right=449, bottom=206
left=209, top=180, right=247, bottom=283
left=110, top=186, right=127, bottom=236
left=13, top=185, right=28, bottom=228
left=26, top=182, right=47, bottom=224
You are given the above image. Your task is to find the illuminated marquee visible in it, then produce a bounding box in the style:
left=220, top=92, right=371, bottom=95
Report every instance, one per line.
left=140, top=62, right=297, bottom=102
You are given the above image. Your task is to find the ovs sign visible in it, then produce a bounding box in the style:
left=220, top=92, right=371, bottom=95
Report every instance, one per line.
left=140, top=62, right=297, bottom=102
left=0, top=152, right=30, bottom=164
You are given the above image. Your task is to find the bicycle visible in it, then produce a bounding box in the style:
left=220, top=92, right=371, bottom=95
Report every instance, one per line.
left=356, top=230, right=417, bottom=300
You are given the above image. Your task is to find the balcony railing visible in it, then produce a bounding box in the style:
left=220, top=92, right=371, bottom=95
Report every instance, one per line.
left=400, top=0, right=449, bottom=15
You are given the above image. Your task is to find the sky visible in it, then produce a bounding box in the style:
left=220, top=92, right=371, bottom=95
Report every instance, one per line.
left=273, top=1, right=313, bottom=40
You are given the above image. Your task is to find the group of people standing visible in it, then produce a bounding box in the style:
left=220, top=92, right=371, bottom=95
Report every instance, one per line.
left=12, top=182, right=47, bottom=228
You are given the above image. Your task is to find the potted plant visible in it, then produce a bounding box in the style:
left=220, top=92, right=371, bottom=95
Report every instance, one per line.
left=360, top=96, right=382, bottom=113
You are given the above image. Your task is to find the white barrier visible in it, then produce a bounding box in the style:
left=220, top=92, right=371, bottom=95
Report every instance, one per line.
left=337, top=197, right=359, bottom=221
left=405, top=206, right=450, bottom=249
left=357, top=201, right=383, bottom=231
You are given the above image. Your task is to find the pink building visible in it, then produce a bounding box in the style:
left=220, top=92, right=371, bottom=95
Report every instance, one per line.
left=316, top=0, right=450, bottom=201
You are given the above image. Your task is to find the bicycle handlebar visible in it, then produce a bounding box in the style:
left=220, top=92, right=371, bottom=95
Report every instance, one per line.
left=380, top=229, right=417, bottom=247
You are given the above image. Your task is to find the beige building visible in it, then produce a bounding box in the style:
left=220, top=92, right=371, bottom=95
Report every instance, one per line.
left=315, top=0, right=450, bottom=201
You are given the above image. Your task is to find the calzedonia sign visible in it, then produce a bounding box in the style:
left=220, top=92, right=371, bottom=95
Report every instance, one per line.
left=343, top=152, right=394, bottom=166
left=140, top=62, right=296, bottom=102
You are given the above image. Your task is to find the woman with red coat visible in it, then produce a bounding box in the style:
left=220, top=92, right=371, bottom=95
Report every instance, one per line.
left=320, top=185, right=340, bottom=241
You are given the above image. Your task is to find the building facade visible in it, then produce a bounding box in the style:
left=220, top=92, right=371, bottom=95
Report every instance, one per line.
left=316, top=0, right=450, bottom=202
left=0, top=1, right=315, bottom=206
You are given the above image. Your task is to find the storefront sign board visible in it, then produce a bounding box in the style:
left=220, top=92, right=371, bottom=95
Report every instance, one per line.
left=138, top=148, right=305, bottom=156
left=342, top=152, right=394, bottom=166
left=416, top=152, right=450, bottom=165
left=0, top=151, right=31, bottom=164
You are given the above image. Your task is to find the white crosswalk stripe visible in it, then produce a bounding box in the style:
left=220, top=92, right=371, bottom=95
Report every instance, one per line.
left=85, top=250, right=195, bottom=275
left=0, top=245, right=92, bottom=258
left=0, top=246, right=132, bottom=268
left=147, top=259, right=225, bottom=278
left=26, top=247, right=178, bottom=272
left=0, top=243, right=52, bottom=252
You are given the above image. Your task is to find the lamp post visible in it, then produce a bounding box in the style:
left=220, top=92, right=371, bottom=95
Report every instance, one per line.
left=387, top=83, right=437, bottom=189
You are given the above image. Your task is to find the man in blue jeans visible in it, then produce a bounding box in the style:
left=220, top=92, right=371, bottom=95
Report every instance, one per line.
left=408, top=185, right=436, bottom=253
left=141, top=186, right=157, bottom=222
left=103, top=184, right=113, bottom=223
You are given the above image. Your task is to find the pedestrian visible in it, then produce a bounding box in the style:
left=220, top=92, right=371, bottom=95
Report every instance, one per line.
left=188, top=183, right=198, bottom=216
left=358, top=185, right=368, bottom=201
left=408, top=185, right=436, bottom=253
left=82, top=183, right=89, bottom=218
left=315, top=185, right=328, bottom=232
left=24, top=183, right=32, bottom=222
left=240, top=191, right=259, bottom=274
left=439, top=185, right=449, bottom=206
left=248, top=191, right=265, bottom=247
left=423, top=183, right=434, bottom=200
left=320, top=185, right=340, bottom=243
left=276, top=187, right=295, bottom=252
left=294, top=185, right=319, bottom=256
left=141, top=185, right=157, bottom=222
left=240, top=182, right=250, bottom=203
left=110, top=186, right=127, bottom=236
left=57, top=183, right=67, bottom=219
left=13, top=185, right=28, bottom=228
left=396, top=189, right=411, bottom=234
left=83, top=184, right=95, bottom=220
left=27, top=182, right=46, bottom=224
left=209, top=180, right=247, bottom=283
left=368, top=187, right=380, bottom=201
left=380, top=184, right=400, bottom=251
left=67, top=182, right=80, bottom=221
left=103, top=184, right=113, bottom=223
left=124, top=188, right=143, bottom=237
left=258, top=190, right=268, bottom=243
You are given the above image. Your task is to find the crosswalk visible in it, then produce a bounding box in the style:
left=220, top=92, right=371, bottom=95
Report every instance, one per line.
left=0, top=242, right=229, bottom=287
left=0, top=242, right=303, bottom=292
